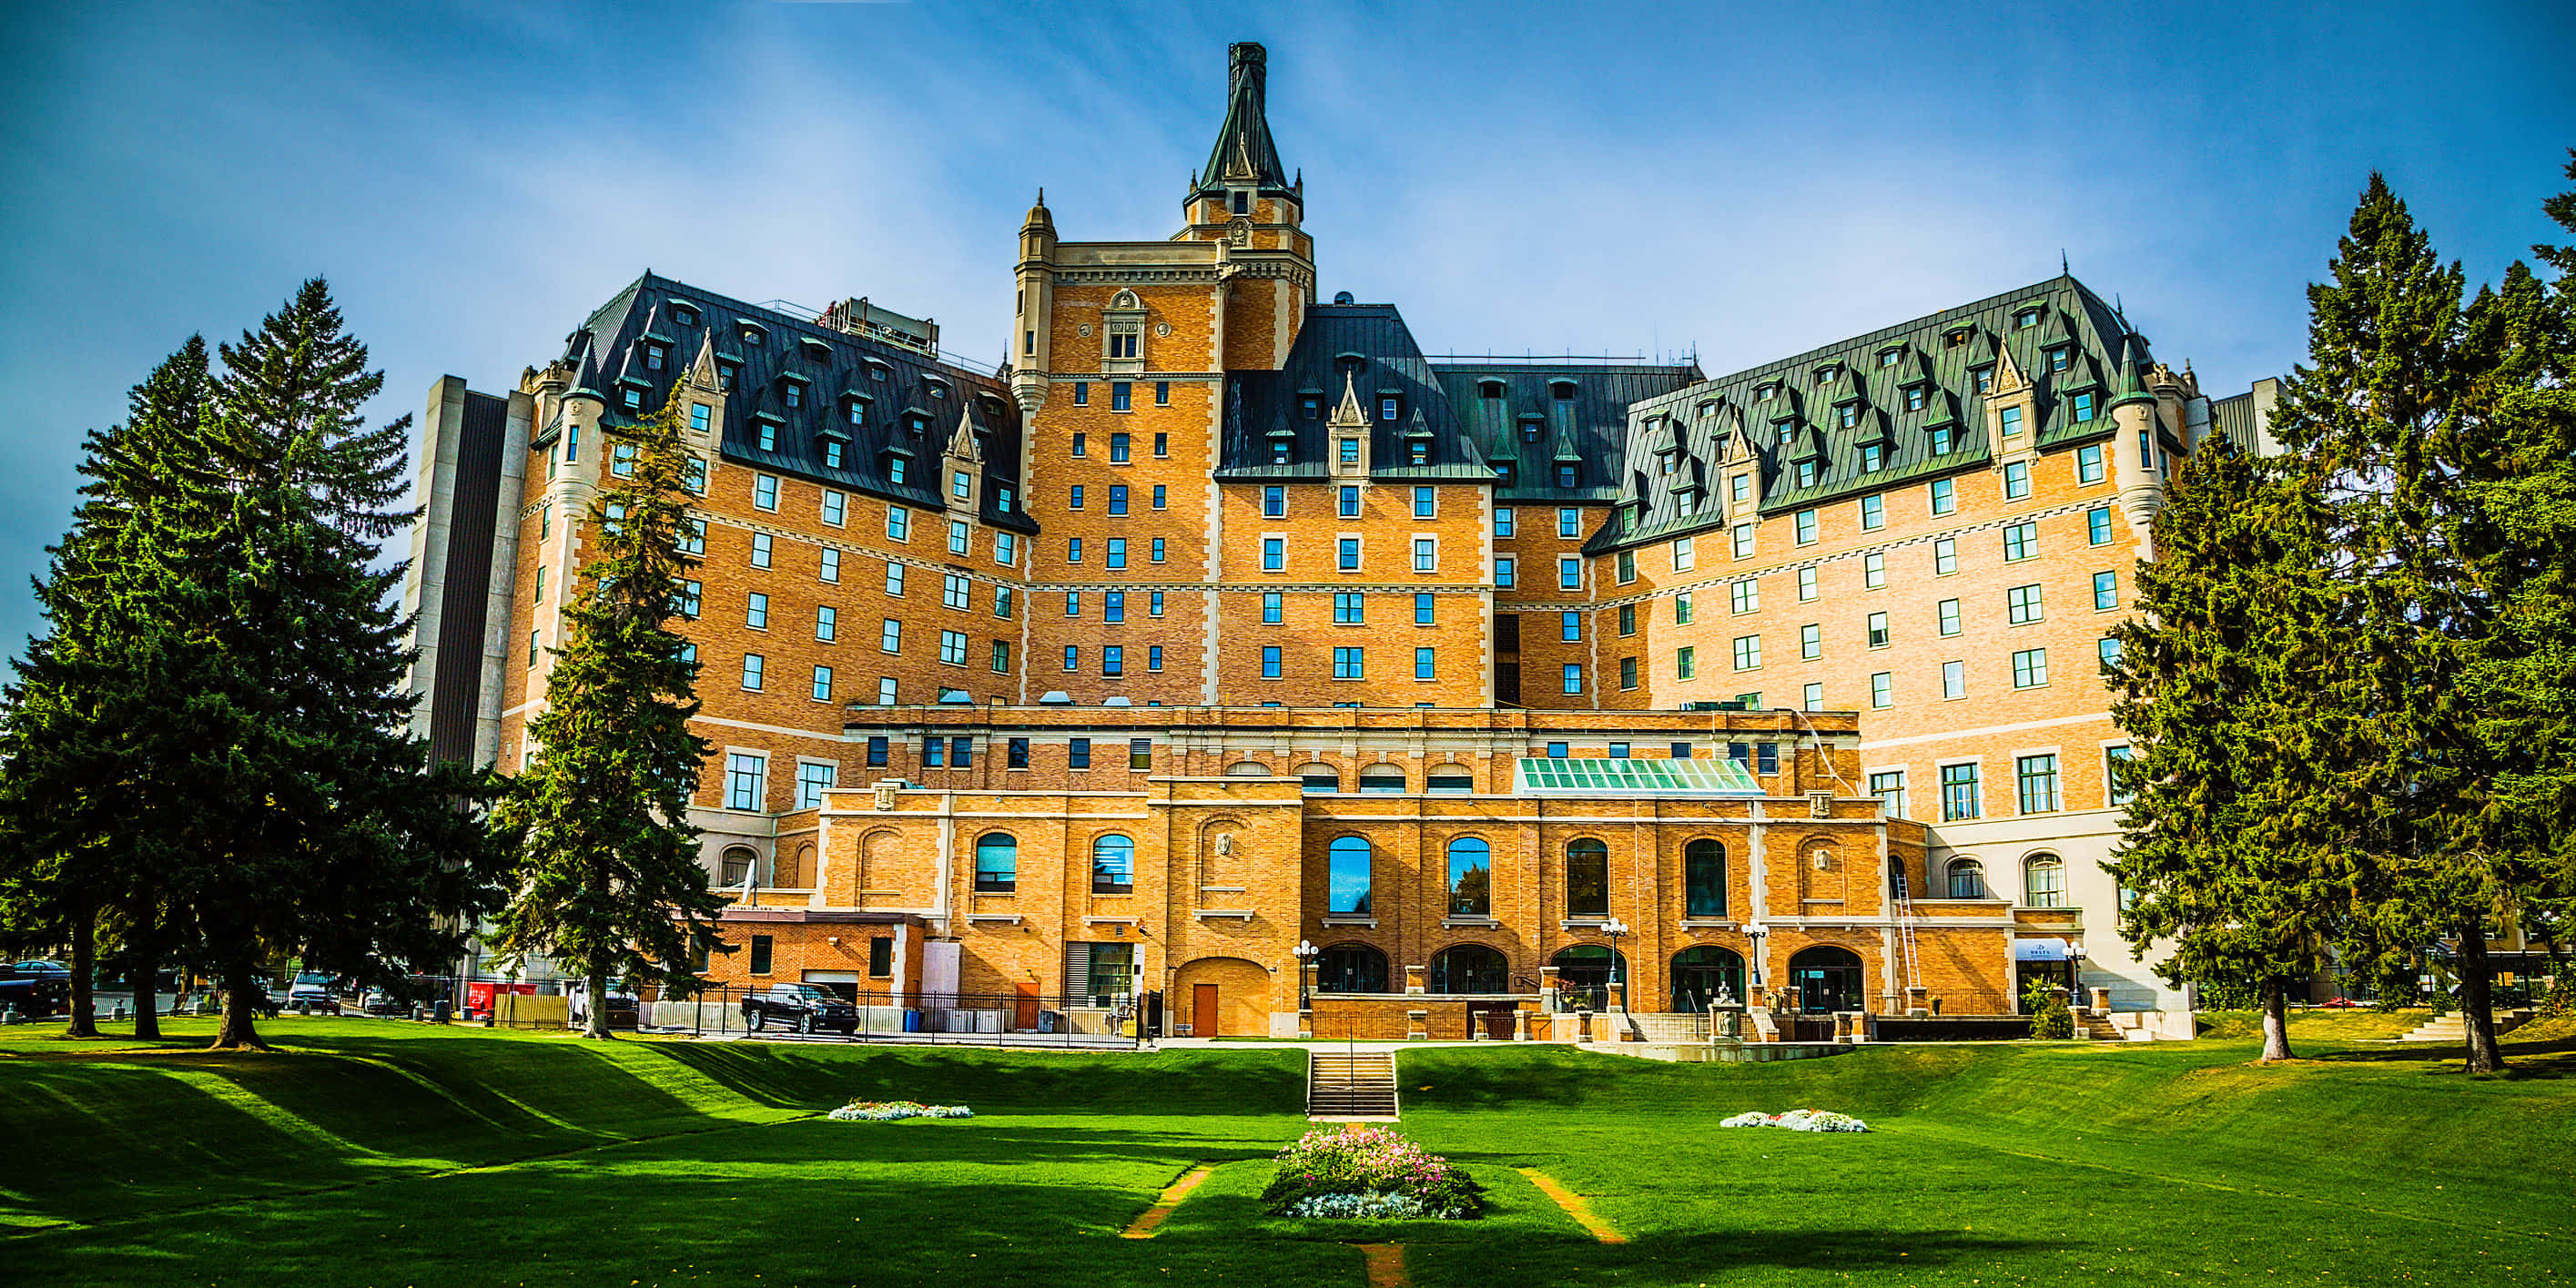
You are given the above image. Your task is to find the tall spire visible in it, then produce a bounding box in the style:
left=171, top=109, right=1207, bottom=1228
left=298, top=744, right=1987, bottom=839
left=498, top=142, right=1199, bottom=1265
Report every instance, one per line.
left=1195, top=42, right=1289, bottom=195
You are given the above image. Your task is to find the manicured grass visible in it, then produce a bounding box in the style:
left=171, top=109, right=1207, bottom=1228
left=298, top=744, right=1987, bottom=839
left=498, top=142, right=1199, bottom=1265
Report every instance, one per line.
left=2, top=1014, right=2571, bottom=1285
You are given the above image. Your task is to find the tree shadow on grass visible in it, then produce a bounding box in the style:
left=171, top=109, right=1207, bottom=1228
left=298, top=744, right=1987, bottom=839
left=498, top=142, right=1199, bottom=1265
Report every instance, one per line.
left=2304, top=1034, right=2576, bottom=1078
left=1400, top=1227, right=2055, bottom=1286
left=651, top=1040, right=1310, bottom=1116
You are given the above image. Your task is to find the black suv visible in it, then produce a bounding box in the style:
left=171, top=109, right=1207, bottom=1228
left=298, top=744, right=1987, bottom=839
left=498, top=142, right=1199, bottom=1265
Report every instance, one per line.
left=741, top=983, right=858, bottom=1035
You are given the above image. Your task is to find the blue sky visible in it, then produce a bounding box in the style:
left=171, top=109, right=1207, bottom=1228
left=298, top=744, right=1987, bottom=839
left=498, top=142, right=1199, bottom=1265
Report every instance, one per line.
left=1, top=1, right=2569, bottom=654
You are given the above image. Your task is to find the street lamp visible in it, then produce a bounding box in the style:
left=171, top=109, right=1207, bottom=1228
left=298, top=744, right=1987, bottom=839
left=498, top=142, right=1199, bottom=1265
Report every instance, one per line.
left=1292, top=939, right=1318, bottom=1008
left=1602, top=918, right=1629, bottom=999
left=2067, top=943, right=2087, bottom=1008
left=1744, top=921, right=1768, bottom=991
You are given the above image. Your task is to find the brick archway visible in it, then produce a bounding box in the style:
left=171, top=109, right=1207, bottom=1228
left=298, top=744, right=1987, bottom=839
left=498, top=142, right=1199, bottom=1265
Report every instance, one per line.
left=1171, top=956, right=1271, bottom=1038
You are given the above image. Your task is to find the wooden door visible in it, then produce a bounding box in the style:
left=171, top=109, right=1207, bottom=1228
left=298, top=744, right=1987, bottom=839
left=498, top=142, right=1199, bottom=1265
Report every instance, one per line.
left=1192, top=983, right=1220, bottom=1037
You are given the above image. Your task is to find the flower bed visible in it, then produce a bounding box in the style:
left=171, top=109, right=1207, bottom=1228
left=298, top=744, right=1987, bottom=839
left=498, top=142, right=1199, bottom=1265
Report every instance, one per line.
left=827, top=1100, right=974, bottom=1121
left=1260, top=1125, right=1483, bottom=1220
left=1720, top=1109, right=1870, bottom=1132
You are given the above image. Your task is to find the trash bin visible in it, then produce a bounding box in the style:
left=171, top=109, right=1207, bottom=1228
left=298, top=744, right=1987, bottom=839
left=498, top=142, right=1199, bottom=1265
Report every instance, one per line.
left=1038, top=1009, right=1060, bottom=1033
left=901, top=1009, right=922, bottom=1033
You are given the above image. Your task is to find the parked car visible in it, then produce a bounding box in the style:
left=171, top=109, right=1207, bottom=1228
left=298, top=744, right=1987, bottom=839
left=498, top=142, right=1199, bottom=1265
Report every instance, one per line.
left=741, top=983, right=858, bottom=1035
left=567, top=989, right=641, bottom=1029
left=287, top=972, right=341, bottom=1014
left=10, top=959, right=71, bottom=983
left=0, top=966, right=66, bottom=1019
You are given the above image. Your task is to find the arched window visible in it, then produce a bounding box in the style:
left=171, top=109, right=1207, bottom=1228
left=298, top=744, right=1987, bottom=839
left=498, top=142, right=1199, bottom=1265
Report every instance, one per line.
left=2023, top=854, right=2064, bottom=908
left=1446, top=837, right=1492, bottom=917
left=1428, top=944, right=1509, bottom=994
left=718, top=846, right=756, bottom=887
left=1566, top=838, right=1609, bottom=918
left=1091, top=834, right=1134, bottom=894
left=1670, top=946, right=1746, bottom=1011
left=1357, top=764, right=1406, bottom=794
left=1224, top=761, right=1270, bottom=776
left=1786, top=946, right=1866, bottom=1014
left=974, top=833, right=1017, bottom=892
left=1683, top=839, right=1727, bottom=918
left=1328, top=837, right=1373, bottom=915
left=1298, top=763, right=1339, bottom=794
left=1947, top=857, right=1985, bottom=899
left=1317, top=943, right=1389, bottom=994
left=1550, top=945, right=1628, bottom=1009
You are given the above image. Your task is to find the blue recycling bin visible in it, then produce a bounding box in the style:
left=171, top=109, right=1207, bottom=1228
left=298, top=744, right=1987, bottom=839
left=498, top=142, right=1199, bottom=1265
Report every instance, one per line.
left=902, top=1009, right=922, bottom=1033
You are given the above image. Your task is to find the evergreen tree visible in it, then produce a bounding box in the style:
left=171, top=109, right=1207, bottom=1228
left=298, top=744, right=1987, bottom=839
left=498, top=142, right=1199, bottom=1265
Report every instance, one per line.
left=2108, top=437, right=2358, bottom=1062
left=488, top=388, right=728, bottom=1040
left=167, top=279, right=503, bottom=1050
left=0, top=339, right=216, bottom=1037
left=2271, top=173, right=2570, bottom=1073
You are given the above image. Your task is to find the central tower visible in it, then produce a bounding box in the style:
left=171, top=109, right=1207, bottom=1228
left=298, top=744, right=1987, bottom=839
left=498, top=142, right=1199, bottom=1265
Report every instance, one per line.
left=1007, top=41, right=1318, bottom=705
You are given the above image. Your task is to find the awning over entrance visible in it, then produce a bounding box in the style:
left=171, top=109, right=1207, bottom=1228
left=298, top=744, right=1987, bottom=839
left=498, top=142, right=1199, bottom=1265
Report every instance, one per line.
left=2013, top=938, right=2073, bottom=963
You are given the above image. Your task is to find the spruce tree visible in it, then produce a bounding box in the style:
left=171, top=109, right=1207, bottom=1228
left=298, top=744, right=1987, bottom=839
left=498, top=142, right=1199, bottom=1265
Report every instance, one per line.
left=488, top=388, right=729, bottom=1040
left=2271, top=174, right=2564, bottom=1073
left=2107, top=437, right=2358, bottom=1061
left=171, top=279, right=503, bottom=1050
left=0, top=339, right=216, bottom=1037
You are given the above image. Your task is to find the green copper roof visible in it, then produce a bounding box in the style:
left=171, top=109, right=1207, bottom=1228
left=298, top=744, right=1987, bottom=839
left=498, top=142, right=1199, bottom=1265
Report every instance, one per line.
left=1516, top=756, right=1762, bottom=796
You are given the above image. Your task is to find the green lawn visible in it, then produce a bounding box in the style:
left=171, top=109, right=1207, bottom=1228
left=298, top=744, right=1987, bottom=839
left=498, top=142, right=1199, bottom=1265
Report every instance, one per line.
left=2, top=1013, right=2570, bottom=1286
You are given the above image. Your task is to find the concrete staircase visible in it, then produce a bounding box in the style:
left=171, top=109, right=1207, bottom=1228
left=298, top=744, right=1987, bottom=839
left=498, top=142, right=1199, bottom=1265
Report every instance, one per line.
left=1307, top=1050, right=1399, bottom=1121
left=2074, top=1008, right=2124, bottom=1041
left=2400, top=1010, right=2532, bottom=1044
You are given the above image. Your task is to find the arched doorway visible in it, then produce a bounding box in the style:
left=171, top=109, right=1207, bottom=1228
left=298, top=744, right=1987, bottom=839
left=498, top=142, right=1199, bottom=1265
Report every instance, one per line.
left=1171, top=956, right=1270, bottom=1038
left=1549, top=944, right=1628, bottom=1009
left=1669, top=946, right=1746, bottom=1012
left=1428, top=944, right=1509, bottom=994
left=1786, top=946, right=1866, bottom=1014
left=1316, top=943, right=1389, bottom=994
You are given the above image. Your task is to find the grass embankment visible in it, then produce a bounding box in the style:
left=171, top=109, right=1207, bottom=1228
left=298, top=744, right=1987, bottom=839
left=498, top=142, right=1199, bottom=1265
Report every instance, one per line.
left=2, top=1014, right=2571, bottom=1286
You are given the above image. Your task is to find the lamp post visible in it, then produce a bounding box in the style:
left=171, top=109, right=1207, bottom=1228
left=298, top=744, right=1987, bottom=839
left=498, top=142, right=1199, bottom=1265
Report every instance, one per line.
left=2067, top=943, right=2087, bottom=1009
left=1292, top=939, right=1318, bottom=1007
left=1744, top=922, right=1768, bottom=1008
left=1603, top=918, right=1629, bottom=1010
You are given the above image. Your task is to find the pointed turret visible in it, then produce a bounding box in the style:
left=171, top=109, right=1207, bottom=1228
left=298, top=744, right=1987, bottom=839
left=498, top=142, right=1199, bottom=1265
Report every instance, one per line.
left=1194, top=43, right=1291, bottom=198
left=2108, top=349, right=2156, bottom=411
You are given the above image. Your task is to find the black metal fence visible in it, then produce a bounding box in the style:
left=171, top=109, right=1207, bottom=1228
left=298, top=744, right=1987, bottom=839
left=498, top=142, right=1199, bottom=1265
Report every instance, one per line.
left=433, top=976, right=1146, bottom=1049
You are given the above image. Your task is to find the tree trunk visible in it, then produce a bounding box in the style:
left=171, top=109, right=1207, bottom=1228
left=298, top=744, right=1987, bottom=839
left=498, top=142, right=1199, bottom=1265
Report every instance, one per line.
left=210, top=964, right=269, bottom=1051
left=584, top=969, right=612, bottom=1040
left=128, top=902, right=162, bottom=1040
left=2458, top=924, right=2505, bottom=1074
left=64, top=907, right=98, bottom=1039
left=2258, top=977, right=2295, bottom=1062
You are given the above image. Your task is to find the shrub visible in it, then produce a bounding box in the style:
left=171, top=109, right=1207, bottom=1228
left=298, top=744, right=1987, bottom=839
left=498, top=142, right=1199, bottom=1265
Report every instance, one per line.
left=1260, top=1125, right=1483, bottom=1220
left=2023, top=974, right=2076, bottom=1040
left=1719, top=1109, right=1871, bottom=1132
left=2538, top=974, right=2574, bottom=1019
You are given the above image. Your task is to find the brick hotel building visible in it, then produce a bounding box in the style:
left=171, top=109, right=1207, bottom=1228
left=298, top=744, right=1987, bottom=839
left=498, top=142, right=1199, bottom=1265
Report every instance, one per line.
left=403, top=43, right=2268, bottom=1034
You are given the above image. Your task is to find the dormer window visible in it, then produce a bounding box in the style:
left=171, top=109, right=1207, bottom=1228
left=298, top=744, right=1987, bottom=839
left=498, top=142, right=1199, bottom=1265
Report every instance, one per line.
left=716, top=361, right=739, bottom=392
left=888, top=456, right=908, bottom=485
left=927, top=380, right=948, bottom=399
left=1838, top=405, right=1861, bottom=430
left=822, top=441, right=844, bottom=469
left=1795, top=460, right=1819, bottom=488
left=1549, top=380, right=1577, bottom=401
left=1273, top=441, right=1291, bottom=465
left=670, top=304, right=697, bottom=327
left=1861, top=442, right=1884, bottom=472
left=2047, top=346, right=2072, bottom=372
left=738, top=322, right=766, bottom=345
left=621, top=386, right=642, bottom=411
left=799, top=338, right=832, bottom=360
left=906, top=414, right=928, bottom=437
left=783, top=382, right=803, bottom=409
left=1479, top=380, right=1505, bottom=400
left=756, top=421, right=777, bottom=451
left=1878, top=349, right=1902, bottom=367
left=1774, top=420, right=1796, bottom=444
left=845, top=398, right=867, bottom=427
left=1232, top=190, right=1250, bottom=215
left=1496, top=461, right=1517, bottom=486
left=643, top=343, right=665, bottom=372
left=1818, top=366, right=1841, bottom=385
left=1409, top=441, right=1427, bottom=466
left=1658, top=449, right=1679, bottom=475
left=1697, top=401, right=1717, bottom=418
left=2015, top=309, right=2042, bottom=330
left=1973, top=366, right=1996, bottom=394
left=1519, top=415, right=1543, bottom=443
left=1758, top=382, right=1779, bottom=402
left=1945, top=328, right=1972, bottom=348
left=1556, top=463, right=1578, bottom=488
left=1379, top=396, right=1400, bottom=421
left=1301, top=393, right=1322, bottom=418
left=1905, top=387, right=1927, bottom=412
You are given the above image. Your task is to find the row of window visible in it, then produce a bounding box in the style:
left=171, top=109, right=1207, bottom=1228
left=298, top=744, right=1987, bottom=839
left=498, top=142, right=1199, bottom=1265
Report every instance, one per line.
left=1062, top=427, right=1168, bottom=461
left=1062, top=381, right=1174, bottom=414
left=1062, top=483, right=1170, bottom=513
left=1259, top=484, right=1474, bottom=522
left=1608, top=503, right=2114, bottom=591
left=1255, top=644, right=1445, bottom=682
left=1059, top=535, right=1171, bottom=567
left=1867, top=746, right=2133, bottom=824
